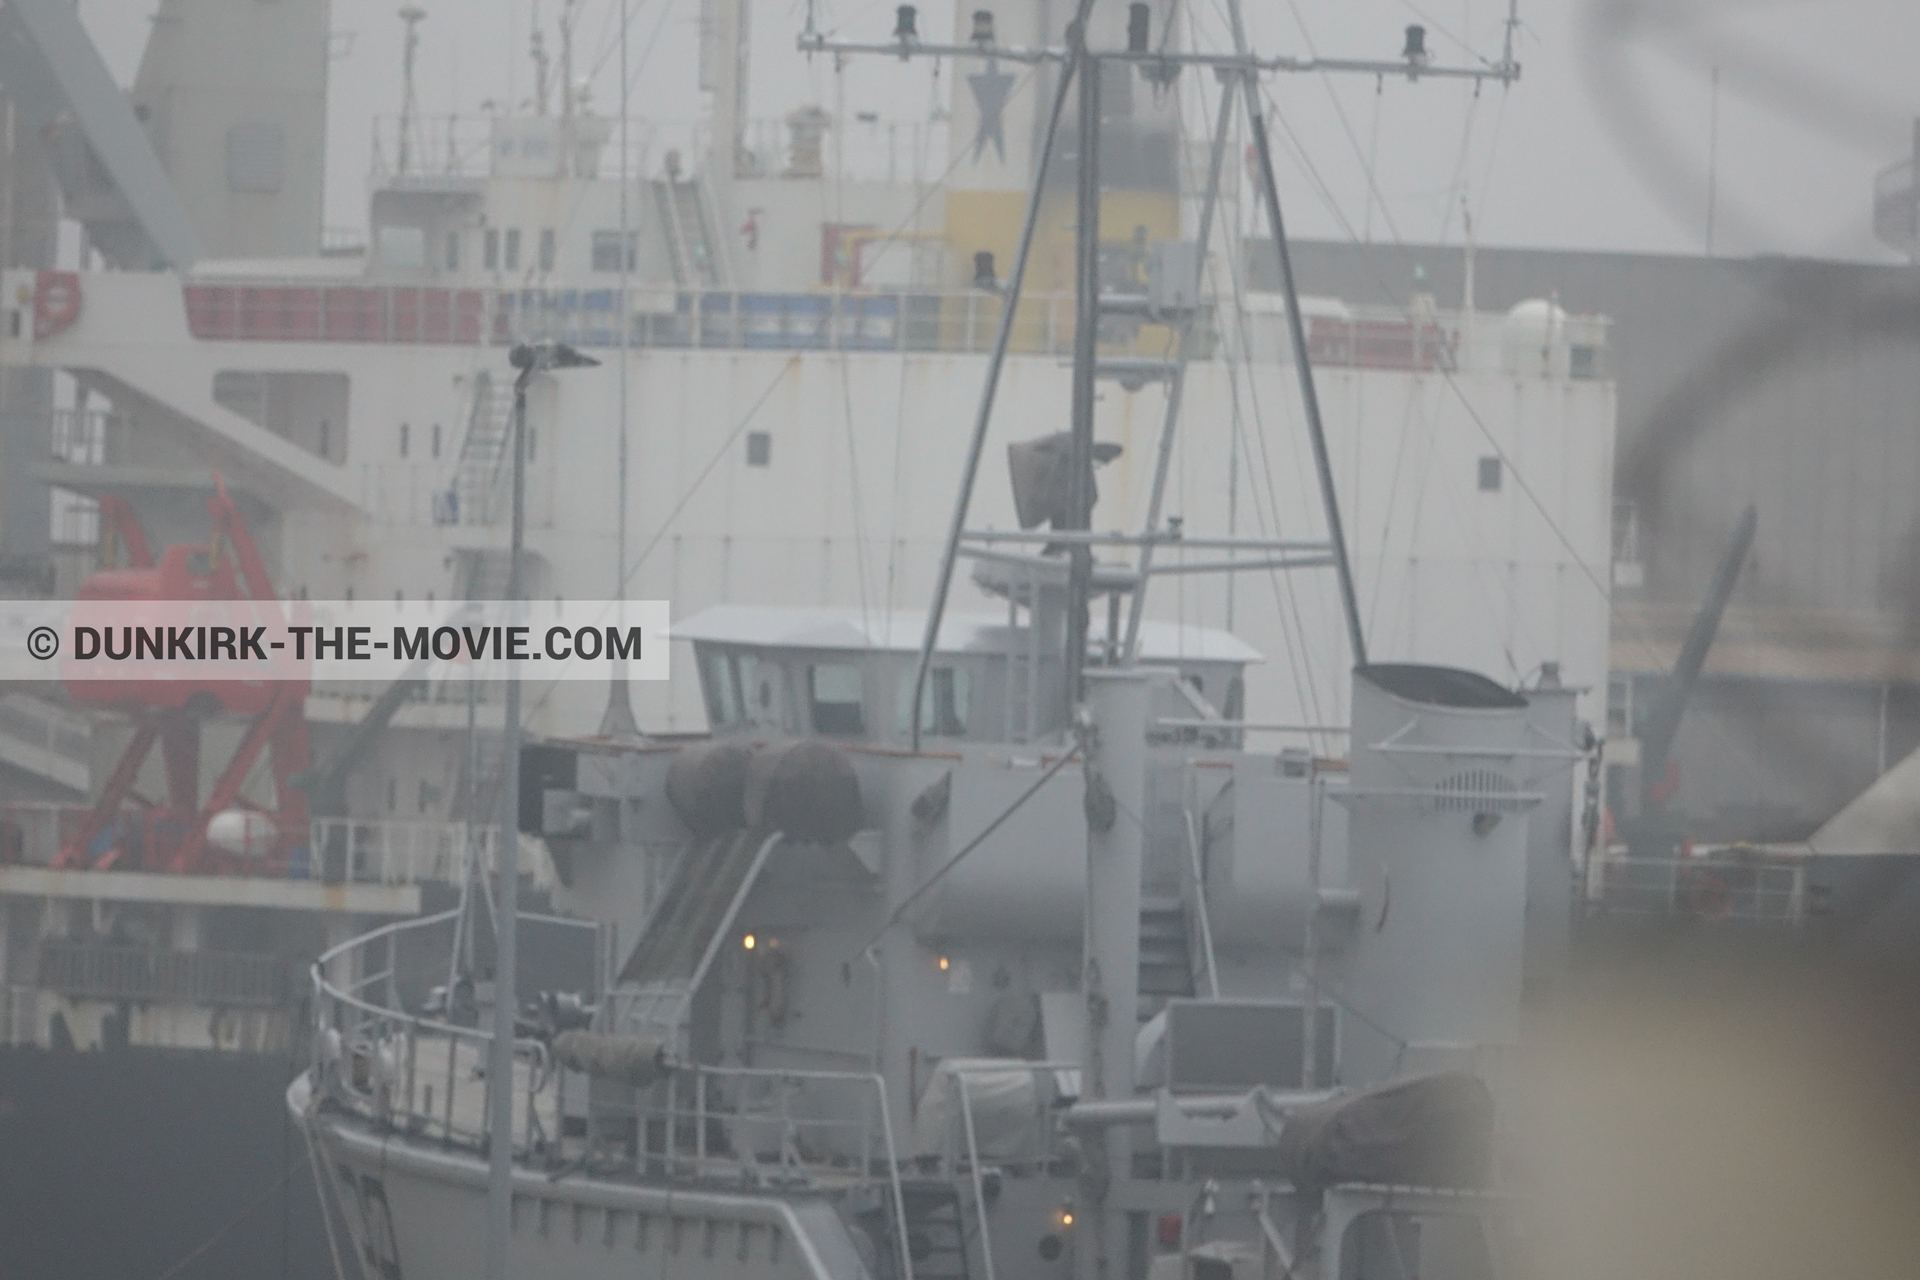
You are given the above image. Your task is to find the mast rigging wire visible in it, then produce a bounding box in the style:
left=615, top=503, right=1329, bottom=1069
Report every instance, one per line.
left=1280, top=0, right=1403, bottom=245
left=1243, top=86, right=1370, bottom=667
left=1213, top=192, right=1332, bottom=744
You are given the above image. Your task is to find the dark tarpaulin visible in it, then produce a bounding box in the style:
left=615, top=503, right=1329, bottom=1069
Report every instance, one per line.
left=1274, top=1071, right=1495, bottom=1191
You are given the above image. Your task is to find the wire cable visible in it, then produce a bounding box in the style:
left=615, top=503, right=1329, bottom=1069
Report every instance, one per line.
left=859, top=747, right=1082, bottom=954
left=1281, top=0, right=1404, bottom=244
left=145, top=1149, right=308, bottom=1280
left=623, top=357, right=798, bottom=591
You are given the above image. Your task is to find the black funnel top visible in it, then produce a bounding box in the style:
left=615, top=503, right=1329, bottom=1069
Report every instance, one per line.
left=1358, top=663, right=1528, bottom=710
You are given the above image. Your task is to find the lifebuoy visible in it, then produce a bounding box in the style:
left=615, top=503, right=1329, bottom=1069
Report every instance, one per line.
left=1679, top=863, right=1732, bottom=917
left=34, top=269, right=81, bottom=338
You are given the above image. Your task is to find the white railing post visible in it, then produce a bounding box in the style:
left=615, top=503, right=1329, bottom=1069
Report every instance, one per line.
left=872, top=1076, right=915, bottom=1280
left=955, top=1072, right=997, bottom=1280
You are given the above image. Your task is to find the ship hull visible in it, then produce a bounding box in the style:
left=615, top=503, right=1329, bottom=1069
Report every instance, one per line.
left=293, top=1073, right=878, bottom=1280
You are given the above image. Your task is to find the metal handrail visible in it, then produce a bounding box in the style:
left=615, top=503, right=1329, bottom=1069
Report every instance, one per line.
left=934, top=1060, right=1081, bottom=1166
left=608, top=1059, right=914, bottom=1280
left=312, top=905, right=911, bottom=1274
left=607, top=830, right=783, bottom=1050
left=1584, top=854, right=1807, bottom=925
left=311, top=907, right=591, bottom=1152
left=954, top=1073, right=998, bottom=1280
left=924, top=1059, right=1082, bottom=1280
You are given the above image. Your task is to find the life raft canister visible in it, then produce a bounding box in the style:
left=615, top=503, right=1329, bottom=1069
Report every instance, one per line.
left=33, top=269, right=82, bottom=339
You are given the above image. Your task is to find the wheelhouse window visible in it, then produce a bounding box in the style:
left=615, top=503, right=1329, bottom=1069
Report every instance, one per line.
left=898, top=666, right=970, bottom=737
left=808, top=663, right=865, bottom=736
left=699, top=649, right=766, bottom=729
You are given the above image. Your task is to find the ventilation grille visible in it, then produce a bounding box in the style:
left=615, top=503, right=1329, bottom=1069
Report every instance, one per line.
left=1433, top=769, right=1521, bottom=812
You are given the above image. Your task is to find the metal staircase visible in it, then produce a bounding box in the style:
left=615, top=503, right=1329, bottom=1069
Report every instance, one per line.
left=861, top=1181, right=972, bottom=1280
left=452, top=372, right=515, bottom=525
left=1138, top=897, right=1197, bottom=1012
left=655, top=178, right=725, bottom=287
left=609, top=828, right=783, bottom=1049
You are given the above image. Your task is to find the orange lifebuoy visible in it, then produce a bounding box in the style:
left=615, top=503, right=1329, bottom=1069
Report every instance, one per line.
left=1679, top=863, right=1732, bottom=917
left=34, top=269, right=81, bottom=338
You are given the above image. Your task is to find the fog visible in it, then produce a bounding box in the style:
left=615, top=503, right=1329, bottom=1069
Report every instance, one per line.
left=5, top=4, right=1920, bottom=1280
left=67, top=0, right=1920, bottom=260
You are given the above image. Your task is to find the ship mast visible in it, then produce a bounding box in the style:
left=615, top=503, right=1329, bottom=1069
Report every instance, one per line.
left=396, top=5, right=426, bottom=176
left=803, top=3, right=1519, bottom=748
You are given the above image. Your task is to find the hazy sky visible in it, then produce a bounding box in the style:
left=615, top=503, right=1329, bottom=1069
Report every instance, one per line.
left=77, top=0, right=1920, bottom=263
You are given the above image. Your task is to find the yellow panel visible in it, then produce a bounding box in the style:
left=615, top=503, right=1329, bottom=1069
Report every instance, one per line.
left=940, top=187, right=1192, bottom=355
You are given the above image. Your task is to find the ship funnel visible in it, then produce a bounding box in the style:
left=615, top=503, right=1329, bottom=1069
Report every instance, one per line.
left=1333, top=664, right=1536, bottom=1086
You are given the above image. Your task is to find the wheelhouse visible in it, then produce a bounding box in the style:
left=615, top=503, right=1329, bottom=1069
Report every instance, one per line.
left=679, top=605, right=1261, bottom=746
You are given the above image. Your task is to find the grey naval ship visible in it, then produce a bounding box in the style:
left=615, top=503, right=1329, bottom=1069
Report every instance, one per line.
left=290, top=5, right=1582, bottom=1279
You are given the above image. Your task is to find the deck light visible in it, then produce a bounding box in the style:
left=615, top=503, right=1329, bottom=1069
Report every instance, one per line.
left=744, top=933, right=757, bottom=950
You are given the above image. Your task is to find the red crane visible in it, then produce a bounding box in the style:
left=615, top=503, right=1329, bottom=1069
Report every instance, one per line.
left=54, top=478, right=312, bottom=876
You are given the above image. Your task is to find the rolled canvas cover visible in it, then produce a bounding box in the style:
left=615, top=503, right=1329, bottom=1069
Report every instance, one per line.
left=1274, top=1072, right=1494, bottom=1191
left=666, top=741, right=752, bottom=836
left=745, top=740, right=863, bottom=845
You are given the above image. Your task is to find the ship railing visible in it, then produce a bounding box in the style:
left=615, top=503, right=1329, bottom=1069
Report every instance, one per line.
left=167, top=274, right=1608, bottom=376
left=1232, top=298, right=1612, bottom=379
left=501, top=289, right=1181, bottom=359
left=306, top=817, right=551, bottom=889
left=39, top=940, right=288, bottom=1006
left=1582, top=853, right=1807, bottom=926
left=310, top=907, right=599, bottom=1158
left=620, top=1062, right=910, bottom=1187
left=305, top=677, right=499, bottom=708
left=587, top=1061, right=914, bottom=1279
left=367, top=112, right=949, bottom=186
left=0, top=804, right=528, bottom=888
left=175, top=278, right=1218, bottom=359
left=0, top=804, right=541, bottom=889
left=368, top=113, right=706, bottom=184
left=1, top=800, right=93, bottom=865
